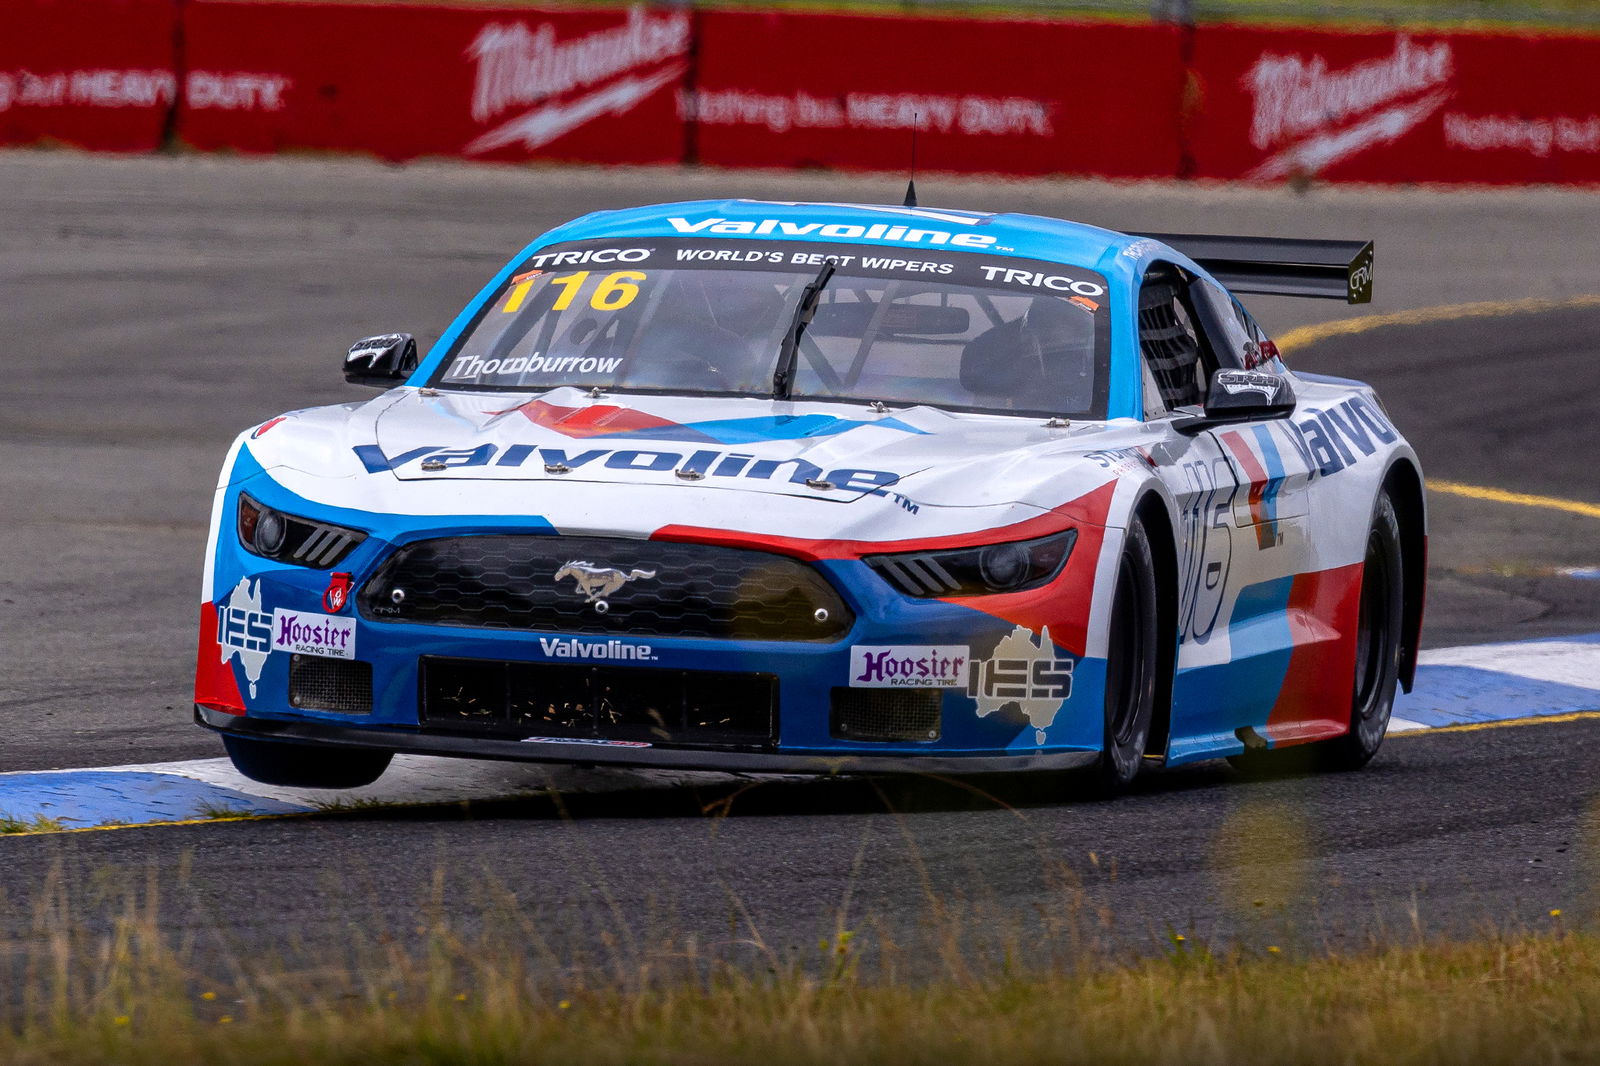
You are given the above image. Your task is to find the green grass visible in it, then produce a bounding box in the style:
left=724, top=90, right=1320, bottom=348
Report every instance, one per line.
left=0, top=849, right=1589, bottom=1066
left=0, top=813, right=66, bottom=835
left=5, top=922, right=1599, bottom=1064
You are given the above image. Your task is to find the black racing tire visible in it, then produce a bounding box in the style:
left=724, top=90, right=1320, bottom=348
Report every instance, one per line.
left=1227, top=490, right=1404, bottom=777
left=1085, top=516, right=1159, bottom=796
left=222, top=734, right=393, bottom=789
left=1315, top=490, right=1405, bottom=771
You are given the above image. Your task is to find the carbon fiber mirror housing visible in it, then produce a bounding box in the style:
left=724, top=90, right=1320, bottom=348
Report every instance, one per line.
left=344, top=333, right=418, bottom=386
left=1173, top=369, right=1296, bottom=435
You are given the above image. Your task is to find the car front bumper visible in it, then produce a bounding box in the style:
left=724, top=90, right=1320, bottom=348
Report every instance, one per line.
left=195, top=704, right=1103, bottom=776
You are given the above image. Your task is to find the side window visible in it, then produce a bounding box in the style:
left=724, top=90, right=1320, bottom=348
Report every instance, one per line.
left=1189, top=279, right=1283, bottom=371
left=1137, top=265, right=1209, bottom=413
left=1237, top=297, right=1284, bottom=371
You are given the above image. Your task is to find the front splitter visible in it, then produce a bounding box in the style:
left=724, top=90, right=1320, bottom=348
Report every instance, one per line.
left=195, top=706, right=1101, bottom=776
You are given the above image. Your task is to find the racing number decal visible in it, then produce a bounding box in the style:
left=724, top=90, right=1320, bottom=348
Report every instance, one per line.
left=1177, top=456, right=1236, bottom=643
left=504, top=271, right=647, bottom=314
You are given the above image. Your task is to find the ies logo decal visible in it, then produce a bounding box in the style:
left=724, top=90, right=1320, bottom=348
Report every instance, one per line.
left=217, top=577, right=271, bottom=697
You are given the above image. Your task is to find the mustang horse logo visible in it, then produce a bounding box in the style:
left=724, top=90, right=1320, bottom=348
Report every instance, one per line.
left=555, top=561, right=657, bottom=602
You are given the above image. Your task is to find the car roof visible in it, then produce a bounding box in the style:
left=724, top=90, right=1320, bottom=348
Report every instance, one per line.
left=535, top=199, right=1157, bottom=279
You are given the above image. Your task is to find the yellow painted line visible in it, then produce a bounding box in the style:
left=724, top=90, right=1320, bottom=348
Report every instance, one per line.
left=1276, top=294, right=1600, bottom=521
left=1, top=811, right=309, bottom=838
left=9, top=713, right=1600, bottom=832
left=1275, top=293, right=1600, bottom=354
left=1392, top=710, right=1600, bottom=737
left=1430, top=480, right=1600, bottom=520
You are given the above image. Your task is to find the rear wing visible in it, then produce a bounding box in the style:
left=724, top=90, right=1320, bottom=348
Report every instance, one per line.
left=1132, top=233, right=1374, bottom=305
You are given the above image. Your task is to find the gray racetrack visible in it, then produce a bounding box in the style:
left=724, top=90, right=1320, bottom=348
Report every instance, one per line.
left=2, top=153, right=1599, bottom=958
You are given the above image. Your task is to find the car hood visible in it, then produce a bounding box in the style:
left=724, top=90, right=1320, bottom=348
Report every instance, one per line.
left=245, top=388, right=1153, bottom=532
left=361, top=387, right=947, bottom=503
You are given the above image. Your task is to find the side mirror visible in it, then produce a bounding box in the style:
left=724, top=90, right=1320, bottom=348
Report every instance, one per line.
left=1173, top=369, right=1296, bottom=435
left=344, top=333, right=418, bottom=386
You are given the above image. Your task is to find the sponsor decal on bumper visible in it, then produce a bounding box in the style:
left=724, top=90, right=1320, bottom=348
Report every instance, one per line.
left=272, top=608, right=356, bottom=659
left=849, top=645, right=969, bottom=688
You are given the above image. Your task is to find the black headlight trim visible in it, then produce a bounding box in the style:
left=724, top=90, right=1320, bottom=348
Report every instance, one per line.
left=237, top=492, right=367, bottom=569
left=864, top=528, right=1077, bottom=598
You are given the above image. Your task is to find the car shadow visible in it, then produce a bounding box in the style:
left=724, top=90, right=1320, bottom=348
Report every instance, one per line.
left=320, top=757, right=1248, bottom=825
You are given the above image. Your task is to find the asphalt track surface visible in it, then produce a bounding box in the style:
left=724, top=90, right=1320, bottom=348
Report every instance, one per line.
left=2, top=153, right=1599, bottom=960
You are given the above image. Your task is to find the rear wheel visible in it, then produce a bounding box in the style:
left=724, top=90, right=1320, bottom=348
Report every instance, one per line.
left=1315, top=491, right=1404, bottom=771
left=222, top=734, right=393, bottom=789
left=1228, top=490, right=1404, bottom=776
left=1087, top=517, right=1159, bottom=796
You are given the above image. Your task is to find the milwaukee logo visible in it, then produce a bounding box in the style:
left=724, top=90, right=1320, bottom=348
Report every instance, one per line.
left=468, top=8, right=690, bottom=122
left=1243, top=36, right=1454, bottom=179
left=465, top=7, right=690, bottom=154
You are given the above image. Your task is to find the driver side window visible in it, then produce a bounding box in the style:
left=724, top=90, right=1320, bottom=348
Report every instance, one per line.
left=1137, top=265, right=1210, bottom=415
left=1189, top=279, right=1283, bottom=372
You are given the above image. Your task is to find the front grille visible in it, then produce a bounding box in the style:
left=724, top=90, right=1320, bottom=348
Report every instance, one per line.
left=420, top=656, right=777, bottom=746
left=830, top=688, right=942, bottom=742
left=360, top=535, right=852, bottom=642
left=289, top=655, right=373, bottom=714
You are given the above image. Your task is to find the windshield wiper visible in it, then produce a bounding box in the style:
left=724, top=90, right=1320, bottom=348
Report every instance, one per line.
left=772, top=258, right=837, bottom=400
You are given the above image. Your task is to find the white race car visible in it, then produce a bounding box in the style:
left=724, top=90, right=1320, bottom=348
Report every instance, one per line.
left=195, top=199, right=1423, bottom=794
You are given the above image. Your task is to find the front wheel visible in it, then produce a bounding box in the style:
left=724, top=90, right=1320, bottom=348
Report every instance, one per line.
left=1086, top=516, right=1159, bottom=796
left=222, top=734, right=393, bottom=789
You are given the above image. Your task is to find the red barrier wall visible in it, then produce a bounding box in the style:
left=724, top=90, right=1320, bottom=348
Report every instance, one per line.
left=691, top=11, right=1186, bottom=179
left=1187, top=25, right=1600, bottom=184
left=0, top=0, right=178, bottom=152
left=5, top=1, right=1600, bottom=186
left=179, top=1, right=691, bottom=163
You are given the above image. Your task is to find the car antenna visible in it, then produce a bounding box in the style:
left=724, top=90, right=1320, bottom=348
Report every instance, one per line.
left=902, top=115, right=919, bottom=208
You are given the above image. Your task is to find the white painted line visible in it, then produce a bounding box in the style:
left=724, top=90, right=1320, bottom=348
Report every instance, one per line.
left=1415, top=639, right=1600, bottom=691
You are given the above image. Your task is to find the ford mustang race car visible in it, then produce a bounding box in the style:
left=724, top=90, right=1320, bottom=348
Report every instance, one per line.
left=194, top=199, right=1425, bottom=794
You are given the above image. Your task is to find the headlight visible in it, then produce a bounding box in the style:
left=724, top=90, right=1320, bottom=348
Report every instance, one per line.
left=864, top=529, right=1076, bottom=597
left=237, top=492, right=366, bottom=568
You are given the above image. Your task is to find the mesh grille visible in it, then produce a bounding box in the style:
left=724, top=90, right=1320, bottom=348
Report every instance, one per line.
left=420, top=657, right=777, bottom=746
left=360, top=535, right=851, bottom=642
left=830, top=688, right=942, bottom=742
left=289, top=655, right=373, bottom=714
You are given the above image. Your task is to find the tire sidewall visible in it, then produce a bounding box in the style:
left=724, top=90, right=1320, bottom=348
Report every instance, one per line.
left=1096, top=517, right=1159, bottom=791
left=1346, top=491, right=1405, bottom=761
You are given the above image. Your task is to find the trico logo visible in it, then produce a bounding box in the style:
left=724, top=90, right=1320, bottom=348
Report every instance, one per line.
left=555, top=561, right=657, bottom=604
left=667, top=216, right=997, bottom=249
left=849, top=645, right=969, bottom=689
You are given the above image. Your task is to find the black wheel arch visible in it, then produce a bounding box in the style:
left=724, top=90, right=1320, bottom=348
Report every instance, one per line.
left=1380, top=458, right=1427, bottom=694
left=1132, top=490, right=1179, bottom=761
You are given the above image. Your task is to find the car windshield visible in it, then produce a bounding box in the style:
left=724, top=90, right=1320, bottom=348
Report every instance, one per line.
left=435, top=238, right=1112, bottom=418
